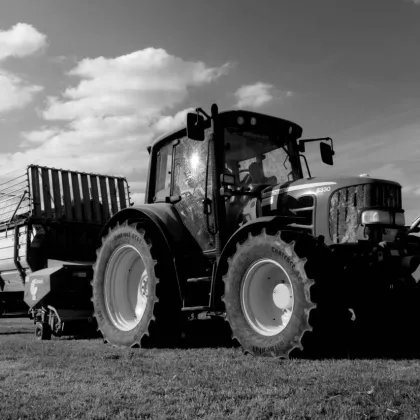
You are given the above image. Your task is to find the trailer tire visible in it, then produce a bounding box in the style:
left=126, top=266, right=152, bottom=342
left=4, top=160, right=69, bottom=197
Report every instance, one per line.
left=223, top=229, right=322, bottom=358
left=92, top=221, right=181, bottom=348
left=35, top=322, right=51, bottom=340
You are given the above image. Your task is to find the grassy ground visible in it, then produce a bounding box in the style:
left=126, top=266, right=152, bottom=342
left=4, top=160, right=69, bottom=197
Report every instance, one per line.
left=0, top=317, right=419, bottom=419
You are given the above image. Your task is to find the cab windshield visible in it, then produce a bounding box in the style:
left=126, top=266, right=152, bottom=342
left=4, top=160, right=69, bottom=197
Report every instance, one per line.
left=224, top=127, right=301, bottom=187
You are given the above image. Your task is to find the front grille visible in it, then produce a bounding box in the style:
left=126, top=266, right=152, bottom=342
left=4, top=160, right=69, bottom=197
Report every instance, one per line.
left=329, top=183, right=401, bottom=244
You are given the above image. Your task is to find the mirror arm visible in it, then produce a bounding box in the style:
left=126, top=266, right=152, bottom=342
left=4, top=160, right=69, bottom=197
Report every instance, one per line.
left=299, top=154, right=312, bottom=178
left=196, top=107, right=211, bottom=121
left=299, top=137, right=335, bottom=154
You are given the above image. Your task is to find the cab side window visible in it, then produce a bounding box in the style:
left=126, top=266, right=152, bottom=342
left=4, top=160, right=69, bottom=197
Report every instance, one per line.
left=154, top=142, right=173, bottom=201
left=172, top=131, right=215, bottom=251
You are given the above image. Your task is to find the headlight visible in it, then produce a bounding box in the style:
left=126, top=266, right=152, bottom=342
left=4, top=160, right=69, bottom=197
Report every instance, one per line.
left=361, top=210, right=405, bottom=226
left=361, top=210, right=391, bottom=225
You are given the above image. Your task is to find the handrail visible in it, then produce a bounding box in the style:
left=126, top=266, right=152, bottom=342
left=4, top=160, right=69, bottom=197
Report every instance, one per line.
left=5, top=190, right=28, bottom=238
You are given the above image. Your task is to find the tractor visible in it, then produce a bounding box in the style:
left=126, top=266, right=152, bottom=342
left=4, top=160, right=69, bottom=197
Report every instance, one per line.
left=91, top=104, right=420, bottom=358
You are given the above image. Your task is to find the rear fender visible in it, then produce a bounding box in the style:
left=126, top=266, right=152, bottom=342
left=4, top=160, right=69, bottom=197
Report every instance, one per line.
left=98, top=203, right=202, bottom=302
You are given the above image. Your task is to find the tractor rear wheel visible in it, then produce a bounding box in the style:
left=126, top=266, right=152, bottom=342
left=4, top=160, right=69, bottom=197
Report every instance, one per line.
left=223, top=229, right=323, bottom=358
left=92, top=221, right=181, bottom=348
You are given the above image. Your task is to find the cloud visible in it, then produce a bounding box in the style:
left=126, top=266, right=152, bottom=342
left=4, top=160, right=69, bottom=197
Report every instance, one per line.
left=151, top=107, right=195, bottom=134
left=0, top=71, right=43, bottom=112
left=0, top=23, right=47, bottom=113
left=235, top=82, right=274, bottom=108
left=0, top=23, right=47, bottom=61
left=43, top=49, right=230, bottom=121
left=0, top=47, right=230, bottom=201
left=410, top=0, right=420, bottom=4
left=234, top=82, right=292, bottom=109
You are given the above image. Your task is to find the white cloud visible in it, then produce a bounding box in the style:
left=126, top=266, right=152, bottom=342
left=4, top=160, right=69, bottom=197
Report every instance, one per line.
left=0, top=71, right=43, bottom=112
left=0, top=47, right=230, bottom=200
left=20, top=126, right=60, bottom=145
left=151, top=107, right=195, bottom=134
left=0, top=23, right=47, bottom=61
left=43, top=49, right=230, bottom=121
left=234, top=82, right=291, bottom=109
left=0, top=23, right=47, bottom=113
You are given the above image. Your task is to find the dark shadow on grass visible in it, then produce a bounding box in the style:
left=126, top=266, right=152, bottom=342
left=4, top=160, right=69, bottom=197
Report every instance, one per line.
left=0, top=313, right=29, bottom=318
left=179, top=317, right=241, bottom=350
left=0, top=331, right=31, bottom=335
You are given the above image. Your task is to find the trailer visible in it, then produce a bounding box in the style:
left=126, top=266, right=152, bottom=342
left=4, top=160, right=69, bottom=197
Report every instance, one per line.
left=0, top=165, right=131, bottom=338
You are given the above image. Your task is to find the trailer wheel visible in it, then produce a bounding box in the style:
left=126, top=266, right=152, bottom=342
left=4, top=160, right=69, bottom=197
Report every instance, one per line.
left=92, top=221, right=181, bottom=348
left=35, top=322, right=51, bottom=340
left=222, top=229, right=320, bottom=358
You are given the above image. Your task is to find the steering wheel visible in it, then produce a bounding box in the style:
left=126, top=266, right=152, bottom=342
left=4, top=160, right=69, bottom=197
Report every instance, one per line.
left=237, top=169, right=252, bottom=185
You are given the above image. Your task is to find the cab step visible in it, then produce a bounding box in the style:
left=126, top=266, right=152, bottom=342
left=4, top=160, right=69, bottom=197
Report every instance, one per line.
left=186, top=277, right=211, bottom=283
left=181, top=305, right=210, bottom=312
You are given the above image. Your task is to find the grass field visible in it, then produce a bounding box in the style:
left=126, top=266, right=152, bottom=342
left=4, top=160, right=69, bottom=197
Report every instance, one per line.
left=0, top=317, right=420, bottom=420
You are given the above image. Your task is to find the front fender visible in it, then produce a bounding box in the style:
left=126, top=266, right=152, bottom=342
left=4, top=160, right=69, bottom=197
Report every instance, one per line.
left=221, top=215, right=304, bottom=259
left=98, top=204, right=205, bottom=302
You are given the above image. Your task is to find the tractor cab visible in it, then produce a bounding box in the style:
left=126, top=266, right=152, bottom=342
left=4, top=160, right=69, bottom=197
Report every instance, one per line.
left=146, top=105, right=334, bottom=253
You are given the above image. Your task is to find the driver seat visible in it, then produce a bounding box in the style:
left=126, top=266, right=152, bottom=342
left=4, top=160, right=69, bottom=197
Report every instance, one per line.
left=248, top=162, right=277, bottom=186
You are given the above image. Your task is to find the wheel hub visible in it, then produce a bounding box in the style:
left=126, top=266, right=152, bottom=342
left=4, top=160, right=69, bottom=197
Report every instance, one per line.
left=272, top=283, right=293, bottom=310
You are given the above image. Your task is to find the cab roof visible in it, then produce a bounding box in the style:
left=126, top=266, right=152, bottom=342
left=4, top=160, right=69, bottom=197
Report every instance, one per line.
left=149, top=109, right=303, bottom=151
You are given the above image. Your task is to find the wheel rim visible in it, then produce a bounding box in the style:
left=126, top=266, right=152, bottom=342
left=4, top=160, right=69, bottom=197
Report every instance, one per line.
left=241, top=258, right=294, bottom=336
left=104, top=245, right=148, bottom=332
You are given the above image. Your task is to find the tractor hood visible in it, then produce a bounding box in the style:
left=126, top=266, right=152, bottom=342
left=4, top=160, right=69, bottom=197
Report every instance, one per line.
left=261, top=175, right=403, bottom=245
left=261, top=175, right=402, bottom=203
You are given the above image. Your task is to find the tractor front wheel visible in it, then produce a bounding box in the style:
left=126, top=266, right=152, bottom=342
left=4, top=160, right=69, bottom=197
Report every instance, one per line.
left=223, top=230, right=318, bottom=358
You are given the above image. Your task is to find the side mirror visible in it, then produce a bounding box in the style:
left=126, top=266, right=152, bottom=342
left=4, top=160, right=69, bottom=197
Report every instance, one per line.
left=320, top=142, right=334, bottom=165
left=186, top=113, right=205, bottom=141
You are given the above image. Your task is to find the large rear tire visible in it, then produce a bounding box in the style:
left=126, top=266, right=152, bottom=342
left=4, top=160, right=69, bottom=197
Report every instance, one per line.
left=92, top=221, right=181, bottom=348
left=223, top=229, right=319, bottom=358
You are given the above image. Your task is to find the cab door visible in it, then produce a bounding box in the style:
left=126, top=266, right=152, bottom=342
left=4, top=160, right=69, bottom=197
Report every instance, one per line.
left=171, top=132, right=215, bottom=252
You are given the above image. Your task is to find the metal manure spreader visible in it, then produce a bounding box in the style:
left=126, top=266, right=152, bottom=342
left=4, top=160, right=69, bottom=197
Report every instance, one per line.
left=0, top=165, right=131, bottom=339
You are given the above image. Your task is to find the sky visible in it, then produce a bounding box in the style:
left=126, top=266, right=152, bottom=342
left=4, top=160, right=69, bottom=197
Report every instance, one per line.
left=0, top=0, right=420, bottom=222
